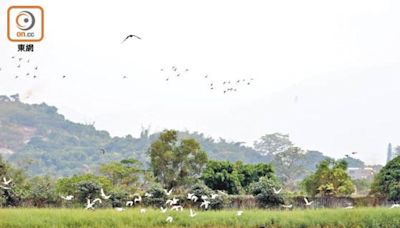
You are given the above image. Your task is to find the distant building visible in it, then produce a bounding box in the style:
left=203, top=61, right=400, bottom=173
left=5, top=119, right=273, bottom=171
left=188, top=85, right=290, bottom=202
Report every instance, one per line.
left=347, top=167, right=377, bottom=181
left=387, top=143, right=393, bottom=164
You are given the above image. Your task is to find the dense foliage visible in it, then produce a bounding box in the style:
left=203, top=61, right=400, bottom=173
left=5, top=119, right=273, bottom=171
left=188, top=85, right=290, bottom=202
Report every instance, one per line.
left=371, top=156, right=400, bottom=200
left=302, top=159, right=355, bottom=197
left=201, top=160, right=275, bottom=194
left=148, top=130, right=208, bottom=188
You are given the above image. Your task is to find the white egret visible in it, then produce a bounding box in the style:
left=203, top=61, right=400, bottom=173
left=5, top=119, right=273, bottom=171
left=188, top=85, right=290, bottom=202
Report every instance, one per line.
left=273, top=188, right=282, bottom=194
left=189, top=209, right=197, bottom=217
left=100, top=188, right=111, bottom=200
left=304, top=198, right=313, bottom=206
left=166, top=216, right=173, bottom=223
left=200, top=200, right=210, bottom=209
left=61, top=195, right=74, bottom=201
left=160, top=207, right=168, bottom=213
left=126, top=201, right=134, bottom=207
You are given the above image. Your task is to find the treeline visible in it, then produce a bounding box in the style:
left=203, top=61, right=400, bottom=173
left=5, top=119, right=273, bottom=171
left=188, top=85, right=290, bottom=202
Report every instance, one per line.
left=0, top=130, right=395, bottom=209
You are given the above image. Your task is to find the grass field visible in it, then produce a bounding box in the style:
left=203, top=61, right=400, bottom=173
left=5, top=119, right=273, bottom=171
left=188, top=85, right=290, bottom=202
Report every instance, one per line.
left=1, top=208, right=400, bottom=228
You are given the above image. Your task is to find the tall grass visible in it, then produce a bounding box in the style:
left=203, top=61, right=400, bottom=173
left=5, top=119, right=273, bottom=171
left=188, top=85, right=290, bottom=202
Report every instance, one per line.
left=0, top=208, right=400, bottom=228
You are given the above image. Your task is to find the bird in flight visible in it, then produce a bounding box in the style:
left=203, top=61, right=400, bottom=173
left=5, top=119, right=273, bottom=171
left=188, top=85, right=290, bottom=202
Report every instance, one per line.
left=121, top=34, right=141, bottom=43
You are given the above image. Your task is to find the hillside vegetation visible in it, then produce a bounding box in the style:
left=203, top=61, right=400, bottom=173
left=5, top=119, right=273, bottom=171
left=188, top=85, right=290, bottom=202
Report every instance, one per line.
left=0, top=95, right=364, bottom=177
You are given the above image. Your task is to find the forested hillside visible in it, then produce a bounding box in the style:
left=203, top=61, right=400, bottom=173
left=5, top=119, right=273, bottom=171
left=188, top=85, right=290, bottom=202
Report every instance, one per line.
left=0, top=95, right=365, bottom=177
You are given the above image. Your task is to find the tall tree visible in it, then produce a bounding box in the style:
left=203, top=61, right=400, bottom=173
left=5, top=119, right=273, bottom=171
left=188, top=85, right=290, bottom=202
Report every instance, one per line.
left=272, top=147, right=306, bottom=190
left=371, top=156, right=400, bottom=200
left=302, top=159, right=355, bottom=197
left=148, top=130, right=208, bottom=188
left=99, top=159, right=141, bottom=189
left=254, top=133, right=293, bottom=155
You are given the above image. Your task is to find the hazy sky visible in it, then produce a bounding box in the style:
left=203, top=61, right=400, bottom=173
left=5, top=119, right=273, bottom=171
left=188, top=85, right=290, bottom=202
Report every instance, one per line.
left=1, top=0, right=400, bottom=165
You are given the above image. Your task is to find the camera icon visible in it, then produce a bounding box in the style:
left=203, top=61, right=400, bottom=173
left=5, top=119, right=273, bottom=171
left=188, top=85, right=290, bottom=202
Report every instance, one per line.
left=8, top=6, right=44, bottom=42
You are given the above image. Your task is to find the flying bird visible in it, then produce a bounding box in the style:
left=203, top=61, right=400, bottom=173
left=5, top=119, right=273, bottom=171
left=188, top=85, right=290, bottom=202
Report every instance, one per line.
left=191, top=195, right=198, bottom=202
left=304, top=197, right=313, bottom=206
left=273, top=187, right=282, bottom=194
left=200, top=200, right=210, bottom=209
left=160, top=207, right=167, bottom=213
left=189, top=209, right=197, bottom=217
left=121, top=34, right=141, bottom=43
left=166, top=197, right=179, bottom=206
left=61, top=195, right=74, bottom=201
left=0, top=185, right=11, bottom=190
left=140, top=208, right=147, bottom=213
left=134, top=194, right=142, bottom=203
left=166, top=216, right=173, bottom=223
left=100, top=188, right=111, bottom=200
left=164, top=188, right=173, bottom=196
left=211, top=194, right=219, bottom=199
left=187, top=193, right=194, bottom=200
left=281, top=204, right=293, bottom=209
left=126, top=201, right=134, bottom=207
left=2, top=177, right=12, bottom=185
left=85, top=198, right=102, bottom=210
left=144, top=192, right=153, bottom=198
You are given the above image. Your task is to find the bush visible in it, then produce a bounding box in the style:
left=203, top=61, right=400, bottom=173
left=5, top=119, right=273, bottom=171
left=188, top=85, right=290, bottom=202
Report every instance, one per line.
left=109, top=189, right=129, bottom=208
left=189, top=183, right=227, bottom=210
left=143, top=184, right=167, bottom=207
left=249, top=177, right=284, bottom=208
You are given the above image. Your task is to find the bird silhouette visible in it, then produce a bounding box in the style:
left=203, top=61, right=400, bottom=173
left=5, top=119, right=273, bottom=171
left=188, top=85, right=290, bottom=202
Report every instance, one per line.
left=121, top=34, right=141, bottom=43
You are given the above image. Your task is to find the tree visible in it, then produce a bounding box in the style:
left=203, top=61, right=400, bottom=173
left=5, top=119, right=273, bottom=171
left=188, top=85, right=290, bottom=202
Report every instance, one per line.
left=99, top=159, right=141, bottom=189
left=254, top=133, right=293, bottom=155
left=148, top=130, right=208, bottom=188
left=27, top=176, right=58, bottom=207
left=272, top=147, right=306, bottom=190
left=56, top=174, right=112, bottom=203
left=302, top=159, right=355, bottom=197
left=201, top=160, right=275, bottom=194
left=202, top=161, right=242, bottom=194
left=371, top=156, right=400, bottom=200
left=249, top=176, right=284, bottom=208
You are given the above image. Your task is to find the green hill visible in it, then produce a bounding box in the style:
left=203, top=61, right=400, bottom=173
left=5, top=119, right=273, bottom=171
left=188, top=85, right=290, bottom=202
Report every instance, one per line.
left=0, top=94, right=365, bottom=177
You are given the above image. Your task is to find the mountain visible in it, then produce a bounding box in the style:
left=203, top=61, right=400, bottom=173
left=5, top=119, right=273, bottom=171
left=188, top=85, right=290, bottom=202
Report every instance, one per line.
left=0, top=95, right=265, bottom=176
left=0, top=95, right=365, bottom=177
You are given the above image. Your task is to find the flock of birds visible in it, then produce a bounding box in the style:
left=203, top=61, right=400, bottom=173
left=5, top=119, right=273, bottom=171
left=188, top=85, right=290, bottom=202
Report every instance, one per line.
left=0, top=55, right=68, bottom=80
left=159, top=65, right=255, bottom=94
left=1, top=34, right=255, bottom=96
left=59, top=187, right=239, bottom=223
left=1, top=56, right=41, bottom=80
left=4, top=175, right=400, bottom=223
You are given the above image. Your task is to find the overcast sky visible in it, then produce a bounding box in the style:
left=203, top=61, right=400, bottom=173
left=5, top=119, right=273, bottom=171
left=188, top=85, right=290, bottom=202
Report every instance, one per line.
left=1, top=0, right=400, bottom=165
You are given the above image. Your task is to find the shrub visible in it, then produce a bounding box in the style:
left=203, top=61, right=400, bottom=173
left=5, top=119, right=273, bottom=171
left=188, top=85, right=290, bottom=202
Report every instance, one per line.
left=249, top=177, right=284, bottom=208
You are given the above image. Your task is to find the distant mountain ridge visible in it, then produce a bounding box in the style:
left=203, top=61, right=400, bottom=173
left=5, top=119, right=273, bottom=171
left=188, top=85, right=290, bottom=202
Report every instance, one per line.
left=0, top=94, right=365, bottom=177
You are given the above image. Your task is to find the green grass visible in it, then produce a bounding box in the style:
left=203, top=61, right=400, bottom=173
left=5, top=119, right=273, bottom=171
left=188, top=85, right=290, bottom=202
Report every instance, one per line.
left=0, top=208, right=400, bottom=228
